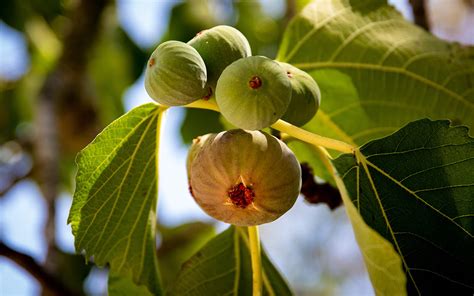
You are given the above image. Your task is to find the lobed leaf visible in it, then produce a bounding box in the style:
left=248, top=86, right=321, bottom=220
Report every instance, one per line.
left=333, top=119, right=474, bottom=294
left=68, top=103, right=163, bottom=295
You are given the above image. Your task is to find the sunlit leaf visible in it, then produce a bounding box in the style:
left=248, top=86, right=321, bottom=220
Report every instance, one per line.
left=68, top=103, right=164, bottom=295
left=333, top=119, right=474, bottom=294
left=278, top=0, right=474, bottom=150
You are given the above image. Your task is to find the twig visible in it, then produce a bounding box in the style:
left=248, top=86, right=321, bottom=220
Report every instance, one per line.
left=409, top=0, right=430, bottom=31
left=0, top=242, right=78, bottom=296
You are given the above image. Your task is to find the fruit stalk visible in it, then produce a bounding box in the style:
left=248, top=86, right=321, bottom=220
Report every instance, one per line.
left=272, top=120, right=354, bottom=154
left=185, top=100, right=355, bottom=154
left=248, top=225, right=262, bottom=296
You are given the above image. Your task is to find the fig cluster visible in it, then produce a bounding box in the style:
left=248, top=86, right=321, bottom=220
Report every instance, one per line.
left=144, top=26, right=321, bottom=225
left=145, top=25, right=321, bottom=128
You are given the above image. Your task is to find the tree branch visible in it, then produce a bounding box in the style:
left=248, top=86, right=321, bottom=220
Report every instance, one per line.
left=0, top=242, right=78, bottom=296
left=409, top=0, right=430, bottom=31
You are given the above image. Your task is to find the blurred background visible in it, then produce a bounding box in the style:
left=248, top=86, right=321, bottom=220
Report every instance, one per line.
left=1, top=0, right=473, bottom=295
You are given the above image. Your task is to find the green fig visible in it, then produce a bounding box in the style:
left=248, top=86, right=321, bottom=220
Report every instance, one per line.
left=188, top=25, right=252, bottom=92
left=144, top=40, right=207, bottom=106
left=215, top=56, right=292, bottom=130
left=278, top=62, right=321, bottom=126
left=188, top=129, right=301, bottom=226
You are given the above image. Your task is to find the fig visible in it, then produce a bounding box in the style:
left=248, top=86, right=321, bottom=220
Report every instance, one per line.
left=215, top=56, right=292, bottom=130
left=186, top=133, right=214, bottom=181
left=278, top=62, right=321, bottom=126
left=188, top=25, right=252, bottom=91
left=144, top=40, right=207, bottom=106
left=188, top=129, right=301, bottom=226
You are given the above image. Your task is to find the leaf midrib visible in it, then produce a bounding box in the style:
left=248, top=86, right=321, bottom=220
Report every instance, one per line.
left=355, top=151, right=421, bottom=294
left=78, top=112, right=158, bottom=252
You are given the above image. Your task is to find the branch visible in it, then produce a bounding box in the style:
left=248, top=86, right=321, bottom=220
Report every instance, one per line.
left=0, top=242, right=78, bottom=296
left=409, top=0, right=430, bottom=31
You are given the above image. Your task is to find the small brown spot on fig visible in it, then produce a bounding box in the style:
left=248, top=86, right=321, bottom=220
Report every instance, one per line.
left=148, top=58, right=155, bottom=67
left=248, top=76, right=262, bottom=89
left=196, top=30, right=205, bottom=36
left=188, top=184, right=194, bottom=197
left=228, top=182, right=254, bottom=208
left=286, top=71, right=293, bottom=78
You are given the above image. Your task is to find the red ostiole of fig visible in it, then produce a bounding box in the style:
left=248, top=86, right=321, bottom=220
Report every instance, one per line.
left=228, top=182, right=255, bottom=208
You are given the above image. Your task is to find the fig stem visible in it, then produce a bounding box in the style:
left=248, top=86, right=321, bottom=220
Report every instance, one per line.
left=184, top=100, right=355, bottom=154
left=272, top=120, right=354, bottom=154
left=248, top=225, right=262, bottom=296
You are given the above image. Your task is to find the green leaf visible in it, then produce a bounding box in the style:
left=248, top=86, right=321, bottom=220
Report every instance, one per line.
left=333, top=119, right=474, bottom=294
left=157, top=222, right=216, bottom=288
left=332, top=157, right=406, bottom=296
left=287, top=140, right=335, bottom=185
left=68, top=103, right=164, bottom=295
left=108, top=269, right=154, bottom=296
left=180, top=108, right=224, bottom=144
left=278, top=0, right=474, bottom=148
left=168, top=226, right=293, bottom=296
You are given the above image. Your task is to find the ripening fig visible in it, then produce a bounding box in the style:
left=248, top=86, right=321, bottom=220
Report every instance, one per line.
left=188, top=25, right=252, bottom=92
left=278, top=62, right=321, bottom=126
left=188, top=129, right=301, bottom=226
left=145, top=40, right=207, bottom=106
left=215, top=56, right=292, bottom=130
left=186, top=133, right=214, bottom=181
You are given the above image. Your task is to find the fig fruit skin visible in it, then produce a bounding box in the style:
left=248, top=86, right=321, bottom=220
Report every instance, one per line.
left=145, top=40, right=207, bottom=106
left=278, top=62, right=321, bottom=126
left=186, top=133, right=215, bottom=181
left=189, top=129, right=301, bottom=226
left=188, top=25, right=252, bottom=91
left=215, top=56, right=292, bottom=130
